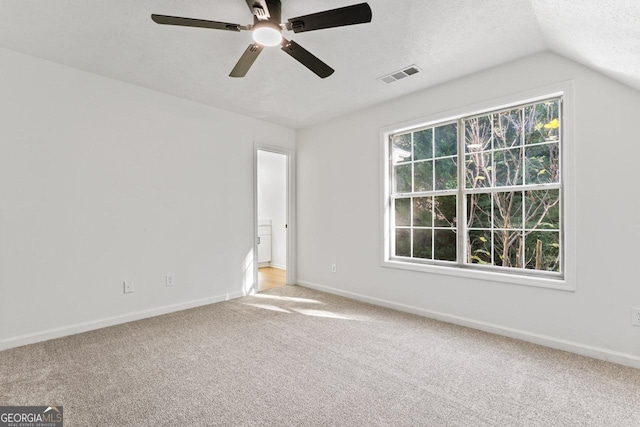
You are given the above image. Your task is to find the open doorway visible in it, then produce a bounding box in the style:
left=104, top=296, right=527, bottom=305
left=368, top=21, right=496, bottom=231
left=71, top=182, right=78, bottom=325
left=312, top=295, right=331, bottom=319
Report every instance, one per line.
left=255, top=147, right=294, bottom=292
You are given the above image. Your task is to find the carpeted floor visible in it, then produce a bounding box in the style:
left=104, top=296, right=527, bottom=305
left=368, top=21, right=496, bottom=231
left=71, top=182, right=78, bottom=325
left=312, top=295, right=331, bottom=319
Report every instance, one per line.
left=1, top=285, right=639, bottom=426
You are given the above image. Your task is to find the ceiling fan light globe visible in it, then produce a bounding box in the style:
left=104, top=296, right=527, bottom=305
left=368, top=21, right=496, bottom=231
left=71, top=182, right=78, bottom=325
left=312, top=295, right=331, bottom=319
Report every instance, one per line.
left=253, top=24, right=282, bottom=47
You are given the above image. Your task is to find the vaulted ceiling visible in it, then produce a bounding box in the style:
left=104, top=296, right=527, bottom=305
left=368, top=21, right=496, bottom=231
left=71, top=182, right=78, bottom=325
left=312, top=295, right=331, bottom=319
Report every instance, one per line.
left=1, top=1, right=638, bottom=128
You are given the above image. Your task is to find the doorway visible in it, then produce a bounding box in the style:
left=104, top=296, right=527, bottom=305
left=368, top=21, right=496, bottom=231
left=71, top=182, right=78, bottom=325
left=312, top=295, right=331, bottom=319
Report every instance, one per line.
left=255, top=146, right=295, bottom=292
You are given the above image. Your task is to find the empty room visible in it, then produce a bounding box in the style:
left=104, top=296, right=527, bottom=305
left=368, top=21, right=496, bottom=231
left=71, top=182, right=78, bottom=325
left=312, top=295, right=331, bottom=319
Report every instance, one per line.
left=1, top=1, right=640, bottom=426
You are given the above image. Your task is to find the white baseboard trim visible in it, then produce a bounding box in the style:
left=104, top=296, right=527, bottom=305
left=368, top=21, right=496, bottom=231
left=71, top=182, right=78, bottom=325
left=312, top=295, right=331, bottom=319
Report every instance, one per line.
left=297, top=280, right=640, bottom=369
left=0, top=291, right=244, bottom=351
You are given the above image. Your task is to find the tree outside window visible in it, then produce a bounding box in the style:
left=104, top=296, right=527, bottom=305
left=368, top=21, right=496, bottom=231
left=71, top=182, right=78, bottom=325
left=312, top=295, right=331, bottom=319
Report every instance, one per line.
left=390, top=97, right=562, bottom=277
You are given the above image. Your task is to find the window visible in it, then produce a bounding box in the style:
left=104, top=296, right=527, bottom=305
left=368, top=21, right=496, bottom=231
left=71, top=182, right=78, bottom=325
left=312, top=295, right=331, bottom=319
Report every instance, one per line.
left=386, top=96, right=564, bottom=281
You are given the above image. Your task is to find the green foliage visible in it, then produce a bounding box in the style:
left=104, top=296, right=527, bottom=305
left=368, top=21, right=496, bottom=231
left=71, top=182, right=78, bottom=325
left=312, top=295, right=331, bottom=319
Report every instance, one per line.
left=395, top=229, right=411, bottom=257
left=413, top=229, right=432, bottom=259
left=414, top=161, right=433, bottom=192
left=414, top=129, right=433, bottom=160
left=434, top=158, right=458, bottom=190
left=434, top=123, right=457, bottom=157
left=394, top=198, right=410, bottom=226
left=434, top=196, right=456, bottom=227
left=434, top=230, right=456, bottom=261
left=413, top=197, right=433, bottom=227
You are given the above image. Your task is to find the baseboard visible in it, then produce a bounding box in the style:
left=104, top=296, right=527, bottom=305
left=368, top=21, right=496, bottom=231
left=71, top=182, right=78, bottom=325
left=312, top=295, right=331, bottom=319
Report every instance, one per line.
left=0, top=291, right=244, bottom=351
left=297, top=280, right=640, bottom=370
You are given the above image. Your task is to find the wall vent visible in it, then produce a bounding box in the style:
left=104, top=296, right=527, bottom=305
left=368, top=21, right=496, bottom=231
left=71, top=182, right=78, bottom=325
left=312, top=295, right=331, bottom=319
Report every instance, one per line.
left=378, top=65, right=422, bottom=84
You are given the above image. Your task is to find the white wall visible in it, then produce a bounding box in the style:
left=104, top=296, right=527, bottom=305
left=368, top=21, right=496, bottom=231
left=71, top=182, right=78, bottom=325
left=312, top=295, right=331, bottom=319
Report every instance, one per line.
left=257, top=150, right=287, bottom=269
left=296, top=52, right=640, bottom=366
left=0, top=47, right=294, bottom=348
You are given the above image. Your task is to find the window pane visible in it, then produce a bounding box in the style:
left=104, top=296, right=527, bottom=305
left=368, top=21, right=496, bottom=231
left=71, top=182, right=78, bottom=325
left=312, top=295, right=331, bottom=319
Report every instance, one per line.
left=493, top=230, right=523, bottom=268
left=465, top=115, right=492, bottom=153
left=434, top=229, right=456, bottom=261
left=494, top=109, right=522, bottom=149
left=468, top=230, right=492, bottom=264
left=525, top=100, right=560, bottom=145
left=465, top=153, right=492, bottom=189
left=495, top=148, right=522, bottom=186
left=525, top=143, right=559, bottom=184
left=434, top=123, right=457, bottom=157
left=525, top=190, right=560, bottom=230
left=434, top=157, right=457, bottom=190
left=525, top=231, right=560, bottom=272
left=392, top=133, right=412, bottom=163
left=394, top=164, right=412, bottom=193
left=413, top=197, right=433, bottom=226
left=467, top=193, right=492, bottom=229
left=395, top=228, right=411, bottom=257
left=414, top=129, right=433, bottom=160
left=414, top=161, right=433, bottom=192
left=413, top=229, right=433, bottom=259
left=395, top=198, right=411, bottom=226
left=493, top=191, right=523, bottom=229
left=434, top=195, right=456, bottom=227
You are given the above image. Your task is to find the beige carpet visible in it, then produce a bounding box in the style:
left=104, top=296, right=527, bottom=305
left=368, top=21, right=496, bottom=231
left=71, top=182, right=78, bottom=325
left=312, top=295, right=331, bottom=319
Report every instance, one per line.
left=1, top=285, right=639, bottom=426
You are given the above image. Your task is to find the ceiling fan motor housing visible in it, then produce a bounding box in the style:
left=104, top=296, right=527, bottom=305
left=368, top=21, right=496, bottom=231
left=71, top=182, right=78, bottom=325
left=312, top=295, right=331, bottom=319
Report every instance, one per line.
left=253, top=0, right=282, bottom=24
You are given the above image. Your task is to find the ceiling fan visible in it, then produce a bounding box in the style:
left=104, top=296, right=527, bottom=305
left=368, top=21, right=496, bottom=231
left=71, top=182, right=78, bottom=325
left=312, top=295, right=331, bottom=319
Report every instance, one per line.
left=151, top=0, right=372, bottom=79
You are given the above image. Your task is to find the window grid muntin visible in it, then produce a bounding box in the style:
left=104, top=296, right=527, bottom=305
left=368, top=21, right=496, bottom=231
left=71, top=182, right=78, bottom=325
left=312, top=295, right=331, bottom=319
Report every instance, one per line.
left=389, top=96, right=562, bottom=277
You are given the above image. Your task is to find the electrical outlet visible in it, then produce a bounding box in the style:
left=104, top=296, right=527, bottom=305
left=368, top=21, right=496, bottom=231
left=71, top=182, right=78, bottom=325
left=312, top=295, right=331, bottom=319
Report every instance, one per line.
left=632, top=307, right=640, bottom=326
left=123, top=280, right=134, bottom=294
left=331, top=264, right=337, bottom=273
left=166, top=274, right=176, bottom=287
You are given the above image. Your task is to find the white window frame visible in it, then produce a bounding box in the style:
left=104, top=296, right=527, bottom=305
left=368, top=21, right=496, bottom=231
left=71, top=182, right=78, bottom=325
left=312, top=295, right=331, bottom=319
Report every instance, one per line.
left=380, top=83, right=576, bottom=291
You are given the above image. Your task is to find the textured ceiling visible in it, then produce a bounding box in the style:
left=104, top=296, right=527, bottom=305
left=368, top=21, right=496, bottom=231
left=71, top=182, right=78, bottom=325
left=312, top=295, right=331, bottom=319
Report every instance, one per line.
left=531, top=0, right=640, bottom=90
left=0, top=1, right=637, bottom=128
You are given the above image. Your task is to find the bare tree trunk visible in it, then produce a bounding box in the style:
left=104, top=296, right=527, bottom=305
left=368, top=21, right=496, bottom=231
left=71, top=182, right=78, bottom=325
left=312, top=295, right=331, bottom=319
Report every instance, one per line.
left=501, top=230, right=509, bottom=267
left=516, top=235, right=523, bottom=268
left=535, top=239, right=543, bottom=270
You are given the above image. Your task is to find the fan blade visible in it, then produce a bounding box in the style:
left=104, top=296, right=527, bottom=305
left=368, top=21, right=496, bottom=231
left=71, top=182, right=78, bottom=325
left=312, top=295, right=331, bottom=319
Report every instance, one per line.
left=280, top=38, right=334, bottom=79
left=286, top=3, right=372, bottom=33
left=230, top=44, right=264, bottom=77
left=245, top=0, right=271, bottom=20
left=151, top=14, right=244, bottom=32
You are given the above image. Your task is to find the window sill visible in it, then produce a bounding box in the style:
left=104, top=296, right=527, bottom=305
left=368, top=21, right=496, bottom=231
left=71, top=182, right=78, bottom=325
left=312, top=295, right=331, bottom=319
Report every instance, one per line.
left=381, top=259, right=574, bottom=292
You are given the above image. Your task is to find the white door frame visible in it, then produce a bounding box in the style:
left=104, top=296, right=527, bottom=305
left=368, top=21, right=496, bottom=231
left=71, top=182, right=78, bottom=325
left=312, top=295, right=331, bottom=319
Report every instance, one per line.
left=254, top=143, right=296, bottom=289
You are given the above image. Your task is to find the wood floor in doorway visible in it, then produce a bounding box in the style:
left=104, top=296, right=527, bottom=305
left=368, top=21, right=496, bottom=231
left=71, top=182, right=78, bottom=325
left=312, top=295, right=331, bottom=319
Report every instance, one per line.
left=258, top=267, right=286, bottom=292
